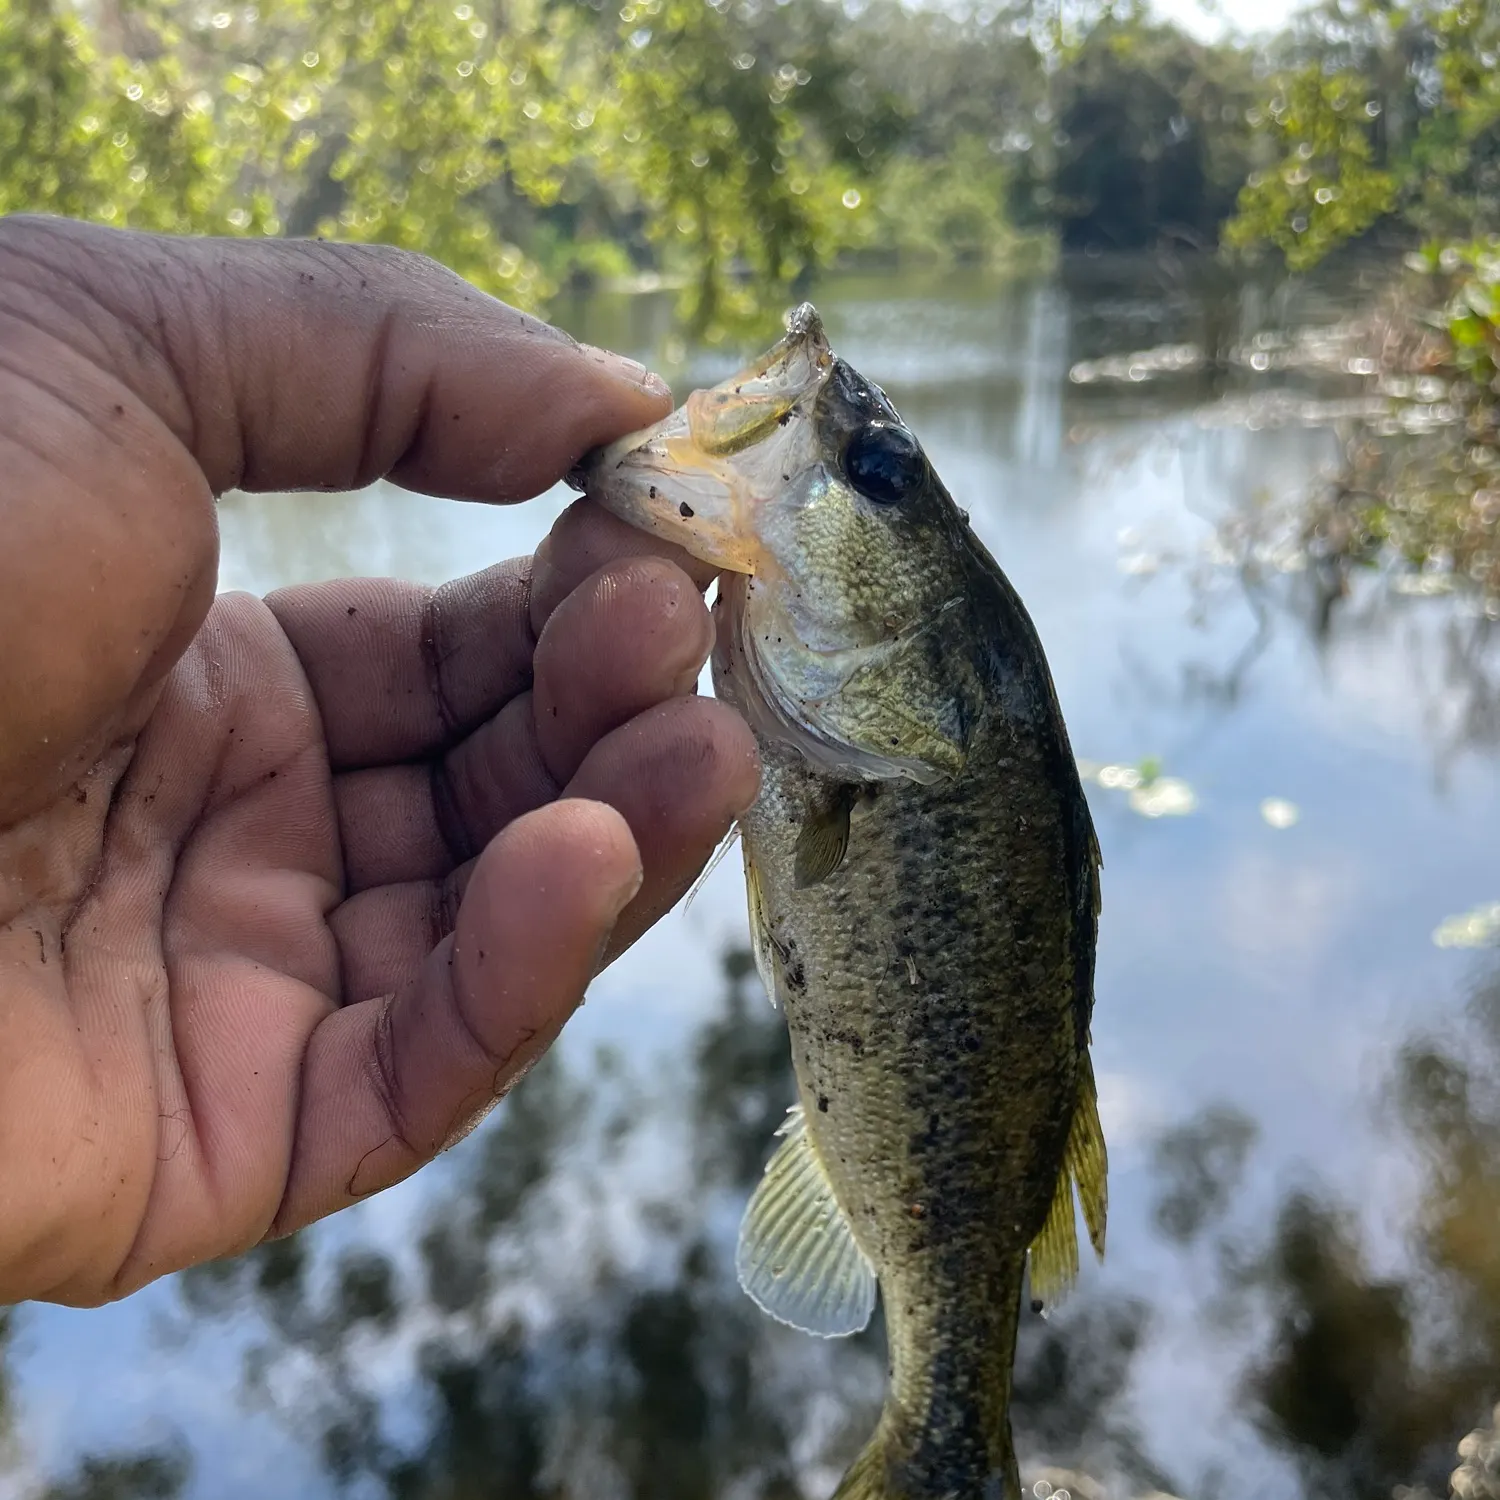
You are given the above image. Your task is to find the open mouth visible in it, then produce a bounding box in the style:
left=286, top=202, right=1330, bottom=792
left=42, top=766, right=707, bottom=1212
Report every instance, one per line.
left=577, top=303, right=835, bottom=574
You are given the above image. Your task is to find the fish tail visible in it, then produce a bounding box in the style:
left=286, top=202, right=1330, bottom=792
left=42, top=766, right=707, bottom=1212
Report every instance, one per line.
left=832, top=1415, right=1021, bottom=1499
left=830, top=1433, right=901, bottom=1500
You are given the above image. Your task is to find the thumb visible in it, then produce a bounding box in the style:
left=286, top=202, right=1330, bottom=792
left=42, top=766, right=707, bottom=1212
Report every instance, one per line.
left=272, top=798, right=642, bottom=1234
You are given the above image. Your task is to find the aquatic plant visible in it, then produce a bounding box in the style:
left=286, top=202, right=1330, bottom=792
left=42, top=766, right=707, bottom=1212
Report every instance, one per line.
left=1305, top=239, right=1500, bottom=602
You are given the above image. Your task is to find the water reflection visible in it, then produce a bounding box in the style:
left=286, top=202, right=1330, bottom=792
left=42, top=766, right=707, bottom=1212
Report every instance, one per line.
left=1130, top=962, right=1500, bottom=1500
left=31, top=956, right=1500, bottom=1500
left=1150, top=1108, right=1258, bottom=1247
left=34, top=1449, right=190, bottom=1500
left=121, top=954, right=1166, bottom=1500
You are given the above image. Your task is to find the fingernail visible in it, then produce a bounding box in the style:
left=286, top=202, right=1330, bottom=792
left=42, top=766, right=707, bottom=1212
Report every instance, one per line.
left=581, top=343, right=672, bottom=399
left=593, top=864, right=644, bottom=977
left=607, top=863, right=645, bottom=922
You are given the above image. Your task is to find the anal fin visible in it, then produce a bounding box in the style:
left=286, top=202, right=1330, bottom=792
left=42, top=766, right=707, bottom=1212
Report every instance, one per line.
left=1028, top=1055, right=1109, bottom=1304
left=736, top=1105, right=877, bottom=1337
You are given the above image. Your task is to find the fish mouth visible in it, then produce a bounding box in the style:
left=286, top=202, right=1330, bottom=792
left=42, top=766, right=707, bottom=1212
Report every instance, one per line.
left=577, top=303, right=835, bottom=574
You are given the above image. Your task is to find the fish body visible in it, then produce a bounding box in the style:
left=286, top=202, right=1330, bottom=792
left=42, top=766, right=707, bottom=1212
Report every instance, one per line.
left=584, top=307, right=1105, bottom=1500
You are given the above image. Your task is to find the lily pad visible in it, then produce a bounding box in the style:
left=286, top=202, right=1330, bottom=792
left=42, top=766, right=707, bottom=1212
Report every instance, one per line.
left=1128, top=778, right=1198, bottom=818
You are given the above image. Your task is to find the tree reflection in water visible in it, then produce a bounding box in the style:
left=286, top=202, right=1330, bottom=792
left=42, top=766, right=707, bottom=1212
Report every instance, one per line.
left=154, top=950, right=1153, bottom=1500
left=34, top=1449, right=191, bottom=1500
left=14, top=954, right=1500, bottom=1497
left=1147, top=962, right=1500, bottom=1500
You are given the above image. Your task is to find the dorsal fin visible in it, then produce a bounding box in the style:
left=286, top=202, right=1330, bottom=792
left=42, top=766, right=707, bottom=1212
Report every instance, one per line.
left=1028, top=1056, right=1109, bottom=1303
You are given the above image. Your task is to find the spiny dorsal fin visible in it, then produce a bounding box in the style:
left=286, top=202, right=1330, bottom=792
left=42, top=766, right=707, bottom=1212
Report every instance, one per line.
left=685, top=820, right=741, bottom=912
left=793, top=793, right=853, bottom=889
left=1028, top=1056, right=1110, bottom=1303
left=736, top=1105, right=877, bottom=1337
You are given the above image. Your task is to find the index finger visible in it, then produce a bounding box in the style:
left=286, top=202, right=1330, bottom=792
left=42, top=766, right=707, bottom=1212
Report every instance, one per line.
left=0, top=217, right=674, bottom=824
left=263, top=502, right=716, bottom=771
left=0, top=215, right=672, bottom=503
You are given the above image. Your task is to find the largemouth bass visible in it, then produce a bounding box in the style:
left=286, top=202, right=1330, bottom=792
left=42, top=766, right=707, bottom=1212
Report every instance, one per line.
left=583, top=305, right=1106, bottom=1500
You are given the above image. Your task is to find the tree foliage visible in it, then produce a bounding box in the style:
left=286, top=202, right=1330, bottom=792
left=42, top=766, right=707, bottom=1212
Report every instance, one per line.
left=1223, top=66, right=1396, bottom=269
left=0, top=0, right=882, bottom=331
left=0, top=0, right=1284, bottom=338
left=1225, top=0, right=1500, bottom=268
left=3, top=0, right=1492, bottom=336
left=1016, top=11, right=1258, bottom=253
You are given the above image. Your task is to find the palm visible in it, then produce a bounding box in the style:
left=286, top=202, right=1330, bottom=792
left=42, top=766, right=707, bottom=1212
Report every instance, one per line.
left=0, top=218, right=756, bottom=1306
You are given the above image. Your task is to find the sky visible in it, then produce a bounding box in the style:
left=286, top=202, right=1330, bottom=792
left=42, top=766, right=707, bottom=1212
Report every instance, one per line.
left=1150, top=0, right=1307, bottom=40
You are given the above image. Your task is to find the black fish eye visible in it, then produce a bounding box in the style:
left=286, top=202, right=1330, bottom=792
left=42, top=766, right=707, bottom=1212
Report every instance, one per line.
left=842, top=421, right=926, bottom=506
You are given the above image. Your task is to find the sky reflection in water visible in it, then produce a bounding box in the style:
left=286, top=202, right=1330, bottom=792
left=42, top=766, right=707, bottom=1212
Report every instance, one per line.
left=5, top=268, right=1500, bottom=1500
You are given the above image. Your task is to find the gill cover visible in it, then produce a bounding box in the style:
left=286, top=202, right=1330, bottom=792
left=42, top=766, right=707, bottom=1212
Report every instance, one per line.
left=583, top=304, right=979, bottom=786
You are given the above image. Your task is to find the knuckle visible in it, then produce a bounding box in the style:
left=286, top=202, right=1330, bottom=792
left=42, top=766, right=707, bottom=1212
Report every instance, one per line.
left=430, top=751, right=481, bottom=864
left=431, top=870, right=465, bottom=948
left=367, top=994, right=424, bottom=1160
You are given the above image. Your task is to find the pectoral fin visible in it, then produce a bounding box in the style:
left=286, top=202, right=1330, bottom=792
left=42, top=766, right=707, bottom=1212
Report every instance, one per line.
left=1028, top=1057, right=1109, bottom=1303
left=736, top=1105, right=877, bottom=1337
left=793, top=794, right=853, bottom=888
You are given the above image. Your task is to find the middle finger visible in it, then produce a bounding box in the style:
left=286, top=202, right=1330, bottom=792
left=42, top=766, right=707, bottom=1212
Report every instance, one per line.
left=334, top=552, right=713, bottom=890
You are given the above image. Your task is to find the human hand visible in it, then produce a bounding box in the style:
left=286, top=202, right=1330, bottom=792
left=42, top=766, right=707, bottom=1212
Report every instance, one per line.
left=0, top=216, right=758, bottom=1306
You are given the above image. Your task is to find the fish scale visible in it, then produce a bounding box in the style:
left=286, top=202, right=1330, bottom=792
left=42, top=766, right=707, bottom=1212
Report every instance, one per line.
left=730, top=665, right=1084, bottom=1496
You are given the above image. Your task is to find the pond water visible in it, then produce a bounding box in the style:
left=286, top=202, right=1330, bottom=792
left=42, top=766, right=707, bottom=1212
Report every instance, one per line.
left=5, top=264, right=1500, bottom=1500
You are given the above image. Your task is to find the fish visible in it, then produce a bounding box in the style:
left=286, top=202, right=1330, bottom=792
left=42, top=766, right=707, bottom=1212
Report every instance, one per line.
left=582, top=304, right=1106, bottom=1500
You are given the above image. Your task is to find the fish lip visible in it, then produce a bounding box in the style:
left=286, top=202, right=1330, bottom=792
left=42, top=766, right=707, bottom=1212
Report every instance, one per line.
left=577, top=304, right=835, bottom=573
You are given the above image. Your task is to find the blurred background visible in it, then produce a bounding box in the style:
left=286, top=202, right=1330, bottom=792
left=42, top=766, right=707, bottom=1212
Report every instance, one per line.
left=3, top=0, right=1500, bottom=1495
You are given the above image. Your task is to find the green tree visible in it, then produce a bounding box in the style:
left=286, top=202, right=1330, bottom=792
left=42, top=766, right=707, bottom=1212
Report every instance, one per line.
left=1225, top=0, right=1500, bottom=267
left=0, top=0, right=881, bottom=330
left=606, top=0, right=886, bottom=335
left=1223, top=66, right=1396, bottom=270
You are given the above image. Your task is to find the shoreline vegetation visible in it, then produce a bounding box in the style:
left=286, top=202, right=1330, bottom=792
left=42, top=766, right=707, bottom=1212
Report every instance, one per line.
left=1, top=0, right=1495, bottom=589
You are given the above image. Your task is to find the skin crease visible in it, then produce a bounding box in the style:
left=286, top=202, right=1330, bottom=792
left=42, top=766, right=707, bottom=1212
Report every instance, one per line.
left=0, top=215, right=760, bottom=1308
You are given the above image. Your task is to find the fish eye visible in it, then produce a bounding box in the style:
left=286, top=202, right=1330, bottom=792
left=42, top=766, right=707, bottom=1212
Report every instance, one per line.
left=842, top=422, right=926, bottom=506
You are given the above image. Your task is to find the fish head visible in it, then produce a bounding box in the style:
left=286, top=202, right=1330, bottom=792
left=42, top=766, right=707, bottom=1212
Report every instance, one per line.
left=584, top=304, right=981, bottom=784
